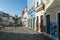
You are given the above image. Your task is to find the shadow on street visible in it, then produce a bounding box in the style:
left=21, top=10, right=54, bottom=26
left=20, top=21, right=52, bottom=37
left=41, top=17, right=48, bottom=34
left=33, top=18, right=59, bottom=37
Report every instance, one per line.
left=0, top=31, right=54, bottom=40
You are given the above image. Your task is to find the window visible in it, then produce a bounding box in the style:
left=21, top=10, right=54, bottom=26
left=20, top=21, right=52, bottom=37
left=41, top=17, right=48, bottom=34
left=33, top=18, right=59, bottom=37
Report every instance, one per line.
left=37, top=2, right=39, bottom=7
left=41, top=0, right=43, bottom=3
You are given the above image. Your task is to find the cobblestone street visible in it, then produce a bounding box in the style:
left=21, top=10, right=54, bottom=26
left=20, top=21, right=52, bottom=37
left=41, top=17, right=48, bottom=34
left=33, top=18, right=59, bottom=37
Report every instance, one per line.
left=0, top=27, right=53, bottom=40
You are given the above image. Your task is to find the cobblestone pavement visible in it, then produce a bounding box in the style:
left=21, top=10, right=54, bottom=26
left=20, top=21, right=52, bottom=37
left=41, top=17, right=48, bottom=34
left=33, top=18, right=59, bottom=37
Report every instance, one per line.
left=0, top=27, right=54, bottom=40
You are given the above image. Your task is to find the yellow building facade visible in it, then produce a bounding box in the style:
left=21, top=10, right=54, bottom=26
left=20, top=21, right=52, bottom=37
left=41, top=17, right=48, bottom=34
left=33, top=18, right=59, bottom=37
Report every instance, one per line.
left=44, top=0, right=60, bottom=40
left=34, top=0, right=54, bottom=33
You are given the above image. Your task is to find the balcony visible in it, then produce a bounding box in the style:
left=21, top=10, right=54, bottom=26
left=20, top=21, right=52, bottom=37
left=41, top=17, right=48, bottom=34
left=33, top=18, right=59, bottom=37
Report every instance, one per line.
left=35, top=3, right=45, bottom=12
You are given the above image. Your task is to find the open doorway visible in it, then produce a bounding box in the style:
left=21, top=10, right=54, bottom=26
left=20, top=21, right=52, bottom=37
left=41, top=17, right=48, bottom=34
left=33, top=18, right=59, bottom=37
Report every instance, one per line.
left=46, top=15, right=50, bottom=34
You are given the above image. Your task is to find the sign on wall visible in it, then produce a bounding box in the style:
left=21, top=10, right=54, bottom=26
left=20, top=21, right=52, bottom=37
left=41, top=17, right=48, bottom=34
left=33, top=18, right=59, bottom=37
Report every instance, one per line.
left=50, top=21, right=58, bottom=40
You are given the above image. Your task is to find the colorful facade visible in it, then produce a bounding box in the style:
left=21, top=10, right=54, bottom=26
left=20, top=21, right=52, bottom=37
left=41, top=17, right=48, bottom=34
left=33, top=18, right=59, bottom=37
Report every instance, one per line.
left=27, top=0, right=35, bottom=29
left=43, top=0, right=60, bottom=40
left=35, top=0, right=45, bottom=32
left=27, top=1, right=60, bottom=40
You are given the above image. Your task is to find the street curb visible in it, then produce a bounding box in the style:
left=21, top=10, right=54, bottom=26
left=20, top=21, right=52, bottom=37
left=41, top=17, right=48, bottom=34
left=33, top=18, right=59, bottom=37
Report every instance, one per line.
left=26, top=27, right=40, bottom=34
left=42, top=32, right=58, bottom=40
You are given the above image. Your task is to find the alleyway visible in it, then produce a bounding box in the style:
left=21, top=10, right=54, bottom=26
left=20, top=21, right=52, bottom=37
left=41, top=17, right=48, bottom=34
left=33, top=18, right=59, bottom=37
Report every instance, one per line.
left=0, top=27, right=53, bottom=40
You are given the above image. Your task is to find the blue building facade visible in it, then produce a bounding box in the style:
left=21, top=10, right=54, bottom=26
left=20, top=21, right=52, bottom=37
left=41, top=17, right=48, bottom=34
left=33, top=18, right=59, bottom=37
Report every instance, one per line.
left=27, top=0, right=35, bottom=29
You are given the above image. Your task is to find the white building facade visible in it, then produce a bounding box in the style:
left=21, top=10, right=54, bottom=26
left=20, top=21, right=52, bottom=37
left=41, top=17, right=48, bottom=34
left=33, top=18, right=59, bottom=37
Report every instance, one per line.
left=22, top=8, right=28, bottom=27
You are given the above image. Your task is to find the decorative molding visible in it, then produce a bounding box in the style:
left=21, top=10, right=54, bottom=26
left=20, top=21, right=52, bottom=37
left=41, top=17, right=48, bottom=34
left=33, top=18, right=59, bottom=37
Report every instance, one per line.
left=35, top=3, right=45, bottom=12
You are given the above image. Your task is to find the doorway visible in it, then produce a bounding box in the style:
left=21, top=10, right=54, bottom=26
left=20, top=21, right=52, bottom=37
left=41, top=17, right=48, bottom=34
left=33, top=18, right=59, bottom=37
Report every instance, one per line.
left=36, top=16, right=39, bottom=31
left=40, top=15, right=43, bottom=32
left=58, top=13, right=60, bottom=39
left=33, top=18, right=35, bottom=30
left=46, top=15, right=50, bottom=34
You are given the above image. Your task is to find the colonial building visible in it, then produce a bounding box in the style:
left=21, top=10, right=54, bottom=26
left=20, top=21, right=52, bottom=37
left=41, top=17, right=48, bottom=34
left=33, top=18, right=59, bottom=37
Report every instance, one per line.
left=26, top=0, right=59, bottom=40
left=0, top=11, right=15, bottom=26
left=35, top=0, right=54, bottom=33
left=35, top=0, right=45, bottom=33
left=8, top=15, right=15, bottom=26
left=27, top=0, right=35, bottom=29
left=22, top=8, right=28, bottom=27
left=43, top=0, right=60, bottom=40
left=3, top=13, right=10, bottom=26
left=18, top=17, right=22, bottom=26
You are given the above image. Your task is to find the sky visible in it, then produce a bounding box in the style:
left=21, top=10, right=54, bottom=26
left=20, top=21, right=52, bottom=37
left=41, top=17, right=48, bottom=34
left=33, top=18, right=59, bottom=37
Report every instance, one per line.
left=0, top=0, right=27, bottom=16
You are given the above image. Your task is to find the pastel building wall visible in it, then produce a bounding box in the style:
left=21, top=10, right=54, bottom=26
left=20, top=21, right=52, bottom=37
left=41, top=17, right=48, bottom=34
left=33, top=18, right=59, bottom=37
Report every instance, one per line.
left=27, top=0, right=36, bottom=30
left=44, top=0, right=60, bottom=40
left=35, top=0, right=46, bottom=33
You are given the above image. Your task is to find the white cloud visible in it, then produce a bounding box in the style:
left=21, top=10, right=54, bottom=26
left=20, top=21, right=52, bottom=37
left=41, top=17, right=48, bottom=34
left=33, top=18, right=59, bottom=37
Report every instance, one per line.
left=0, top=8, right=5, bottom=12
left=0, top=8, right=3, bottom=11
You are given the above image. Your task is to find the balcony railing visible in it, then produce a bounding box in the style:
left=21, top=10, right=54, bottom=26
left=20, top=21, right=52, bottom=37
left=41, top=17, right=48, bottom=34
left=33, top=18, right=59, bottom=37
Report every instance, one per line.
left=35, top=3, right=45, bottom=12
left=28, top=6, right=35, bottom=14
left=28, top=3, right=45, bottom=13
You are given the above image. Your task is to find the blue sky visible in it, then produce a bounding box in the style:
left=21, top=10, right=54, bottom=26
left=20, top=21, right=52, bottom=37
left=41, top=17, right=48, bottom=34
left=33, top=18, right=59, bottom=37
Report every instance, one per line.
left=0, top=0, right=27, bottom=16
